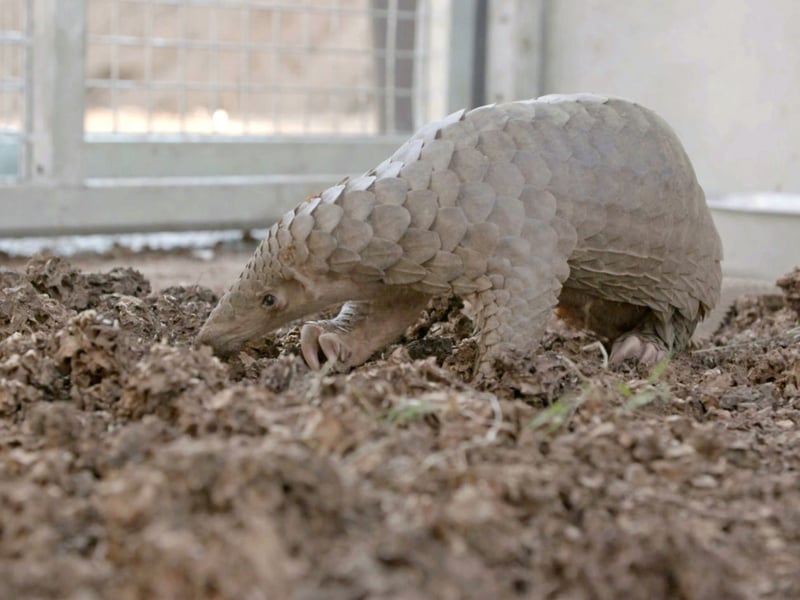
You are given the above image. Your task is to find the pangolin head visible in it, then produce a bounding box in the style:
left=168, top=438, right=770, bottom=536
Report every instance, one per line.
left=196, top=223, right=317, bottom=356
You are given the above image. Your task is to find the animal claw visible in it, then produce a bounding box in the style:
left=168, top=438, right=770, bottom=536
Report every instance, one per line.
left=300, top=323, right=351, bottom=370
left=639, top=342, right=664, bottom=365
left=609, top=334, right=667, bottom=366
left=318, top=332, right=351, bottom=365
left=300, top=323, right=324, bottom=370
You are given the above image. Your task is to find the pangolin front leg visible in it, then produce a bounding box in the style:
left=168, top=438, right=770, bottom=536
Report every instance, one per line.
left=470, top=255, right=567, bottom=379
left=300, top=290, right=431, bottom=370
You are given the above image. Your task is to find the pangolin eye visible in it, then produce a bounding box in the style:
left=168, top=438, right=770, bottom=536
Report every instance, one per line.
left=262, top=294, right=277, bottom=308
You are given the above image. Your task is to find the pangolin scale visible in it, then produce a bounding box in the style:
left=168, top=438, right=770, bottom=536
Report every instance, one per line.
left=197, top=94, right=723, bottom=376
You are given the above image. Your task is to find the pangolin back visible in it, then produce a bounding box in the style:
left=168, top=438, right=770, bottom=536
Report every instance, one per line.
left=269, top=94, right=720, bottom=319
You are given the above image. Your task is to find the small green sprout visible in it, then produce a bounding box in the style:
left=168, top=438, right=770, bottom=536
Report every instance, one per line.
left=619, top=356, right=671, bottom=411
left=529, top=385, right=589, bottom=432
left=386, top=399, right=438, bottom=425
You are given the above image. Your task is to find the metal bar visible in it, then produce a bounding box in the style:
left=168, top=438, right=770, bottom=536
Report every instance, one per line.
left=302, top=7, right=310, bottom=134
left=95, top=1, right=418, bottom=19
left=239, top=4, right=250, bottom=133
left=271, top=8, right=280, bottom=132
left=87, top=34, right=418, bottom=58
left=1, top=0, right=7, bottom=128
left=30, top=0, right=86, bottom=184
left=80, top=0, right=425, bottom=138
left=110, top=0, right=119, bottom=132
left=144, top=0, right=154, bottom=131
left=82, top=135, right=408, bottom=178
left=471, top=0, right=487, bottom=107
left=0, top=177, right=336, bottom=236
left=412, top=0, right=428, bottom=128
left=178, top=1, right=186, bottom=131
left=0, top=32, right=29, bottom=45
left=1, top=0, right=447, bottom=240
left=384, top=0, right=397, bottom=134
left=446, top=0, right=476, bottom=111
left=86, top=79, right=416, bottom=95
left=485, top=0, right=545, bottom=103
left=423, top=0, right=448, bottom=121
left=209, top=3, right=220, bottom=130
left=22, top=0, right=32, bottom=179
left=331, top=0, right=341, bottom=133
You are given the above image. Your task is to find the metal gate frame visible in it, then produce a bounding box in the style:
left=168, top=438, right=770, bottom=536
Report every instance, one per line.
left=1, top=0, right=482, bottom=237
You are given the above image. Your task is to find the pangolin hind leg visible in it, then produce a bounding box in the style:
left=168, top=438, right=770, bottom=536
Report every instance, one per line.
left=608, top=314, right=670, bottom=366
left=608, top=309, right=699, bottom=365
left=556, top=287, right=698, bottom=366
left=300, top=289, right=431, bottom=370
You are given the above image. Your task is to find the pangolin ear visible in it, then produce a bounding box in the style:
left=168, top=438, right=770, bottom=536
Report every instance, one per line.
left=283, top=267, right=319, bottom=299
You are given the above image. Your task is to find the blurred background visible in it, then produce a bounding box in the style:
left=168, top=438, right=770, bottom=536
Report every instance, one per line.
left=0, top=0, right=798, bottom=280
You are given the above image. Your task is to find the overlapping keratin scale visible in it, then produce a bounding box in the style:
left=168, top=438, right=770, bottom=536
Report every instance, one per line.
left=256, top=94, right=720, bottom=361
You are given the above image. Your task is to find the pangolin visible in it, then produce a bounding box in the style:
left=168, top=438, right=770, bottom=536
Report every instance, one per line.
left=197, top=94, right=723, bottom=376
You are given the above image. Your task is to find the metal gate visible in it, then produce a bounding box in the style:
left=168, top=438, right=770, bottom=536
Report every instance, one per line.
left=0, top=0, right=481, bottom=237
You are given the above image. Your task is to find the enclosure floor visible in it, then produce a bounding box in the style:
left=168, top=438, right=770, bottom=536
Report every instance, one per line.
left=0, top=251, right=797, bottom=599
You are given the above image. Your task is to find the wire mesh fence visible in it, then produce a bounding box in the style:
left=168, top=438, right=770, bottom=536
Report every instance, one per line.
left=85, top=0, right=428, bottom=136
left=0, top=0, right=26, bottom=133
left=0, top=0, right=467, bottom=236
left=0, top=0, right=28, bottom=179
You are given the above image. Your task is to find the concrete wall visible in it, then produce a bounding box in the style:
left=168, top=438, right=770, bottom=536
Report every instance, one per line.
left=542, top=0, right=800, bottom=195
left=488, top=0, right=800, bottom=196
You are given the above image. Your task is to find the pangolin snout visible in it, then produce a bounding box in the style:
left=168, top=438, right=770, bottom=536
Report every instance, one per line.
left=195, top=322, right=242, bottom=357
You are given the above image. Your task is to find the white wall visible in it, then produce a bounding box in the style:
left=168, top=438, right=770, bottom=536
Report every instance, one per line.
left=539, top=0, right=800, bottom=196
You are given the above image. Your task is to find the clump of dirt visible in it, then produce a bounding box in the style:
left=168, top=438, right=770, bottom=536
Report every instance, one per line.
left=26, top=255, right=151, bottom=311
left=777, top=267, right=800, bottom=318
left=0, top=254, right=798, bottom=600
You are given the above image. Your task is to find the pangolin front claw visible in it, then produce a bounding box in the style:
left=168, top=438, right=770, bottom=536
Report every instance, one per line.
left=300, top=323, right=324, bottom=370
left=609, top=334, right=667, bottom=367
left=300, top=323, right=351, bottom=370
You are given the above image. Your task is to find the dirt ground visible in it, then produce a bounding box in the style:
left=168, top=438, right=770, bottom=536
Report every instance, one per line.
left=0, top=250, right=798, bottom=600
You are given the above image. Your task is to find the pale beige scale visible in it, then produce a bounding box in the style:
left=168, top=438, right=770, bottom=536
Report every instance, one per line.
left=197, top=94, right=723, bottom=377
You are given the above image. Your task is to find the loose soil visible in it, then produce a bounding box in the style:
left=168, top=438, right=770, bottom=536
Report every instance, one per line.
left=0, top=254, right=798, bottom=600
